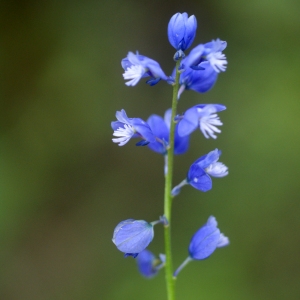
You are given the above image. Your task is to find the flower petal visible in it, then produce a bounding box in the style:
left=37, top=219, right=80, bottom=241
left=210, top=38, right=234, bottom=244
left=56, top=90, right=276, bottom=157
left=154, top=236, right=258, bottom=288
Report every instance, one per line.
left=188, top=164, right=212, bottom=192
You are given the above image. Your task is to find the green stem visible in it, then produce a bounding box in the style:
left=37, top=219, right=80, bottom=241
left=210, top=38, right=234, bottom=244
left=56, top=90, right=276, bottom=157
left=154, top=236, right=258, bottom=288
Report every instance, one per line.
left=164, top=60, right=181, bottom=300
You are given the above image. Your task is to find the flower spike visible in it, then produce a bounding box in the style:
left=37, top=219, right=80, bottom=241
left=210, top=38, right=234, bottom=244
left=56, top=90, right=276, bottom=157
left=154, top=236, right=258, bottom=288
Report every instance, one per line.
left=112, top=11, right=230, bottom=292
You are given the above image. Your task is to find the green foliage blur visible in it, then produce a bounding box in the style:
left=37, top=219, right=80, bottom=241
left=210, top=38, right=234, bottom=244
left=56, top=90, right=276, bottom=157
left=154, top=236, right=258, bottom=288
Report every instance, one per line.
left=1, top=0, right=300, bottom=299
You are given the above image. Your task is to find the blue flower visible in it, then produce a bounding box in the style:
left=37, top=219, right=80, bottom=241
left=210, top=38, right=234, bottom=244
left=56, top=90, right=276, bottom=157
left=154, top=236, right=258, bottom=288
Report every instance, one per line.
left=112, top=219, right=154, bottom=258
left=187, top=149, right=228, bottom=192
left=184, top=39, right=227, bottom=73
left=188, top=149, right=228, bottom=191
left=173, top=216, right=229, bottom=277
left=189, top=216, right=229, bottom=259
left=122, top=52, right=168, bottom=86
left=170, top=39, right=227, bottom=98
left=176, top=62, right=218, bottom=99
left=111, top=109, right=156, bottom=146
left=168, top=12, right=197, bottom=51
left=112, top=217, right=167, bottom=258
left=177, top=104, right=226, bottom=139
left=136, top=249, right=166, bottom=278
left=146, top=109, right=189, bottom=155
left=171, top=149, right=228, bottom=195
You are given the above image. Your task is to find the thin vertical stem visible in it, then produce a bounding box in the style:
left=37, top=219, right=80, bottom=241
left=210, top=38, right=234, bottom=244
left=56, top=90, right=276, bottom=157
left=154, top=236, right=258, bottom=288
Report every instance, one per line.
left=164, top=60, right=181, bottom=300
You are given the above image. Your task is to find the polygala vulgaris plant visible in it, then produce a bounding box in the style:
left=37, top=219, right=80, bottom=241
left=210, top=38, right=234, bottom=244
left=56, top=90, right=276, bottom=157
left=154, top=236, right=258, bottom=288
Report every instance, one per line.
left=111, top=12, right=230, bottom=300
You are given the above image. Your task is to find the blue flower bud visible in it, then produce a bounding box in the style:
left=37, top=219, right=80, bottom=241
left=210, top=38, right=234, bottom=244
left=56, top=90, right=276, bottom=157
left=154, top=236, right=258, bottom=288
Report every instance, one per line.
left=173, top=216, right=229, bottom=277
left=168, top=12, right=197, bottom=51
left=136, top=249, right=166, bottom=278
left=112, top=219, right=154, bottom=257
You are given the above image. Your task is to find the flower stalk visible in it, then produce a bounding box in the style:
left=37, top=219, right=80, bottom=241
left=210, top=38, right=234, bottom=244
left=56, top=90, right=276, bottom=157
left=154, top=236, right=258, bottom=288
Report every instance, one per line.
left=164, top=59, right=181, bottom=300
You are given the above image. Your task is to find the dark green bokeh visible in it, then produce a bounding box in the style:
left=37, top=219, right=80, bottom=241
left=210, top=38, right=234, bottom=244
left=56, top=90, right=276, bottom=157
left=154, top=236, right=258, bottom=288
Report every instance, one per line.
left=1, top=0, right=300, bottom=299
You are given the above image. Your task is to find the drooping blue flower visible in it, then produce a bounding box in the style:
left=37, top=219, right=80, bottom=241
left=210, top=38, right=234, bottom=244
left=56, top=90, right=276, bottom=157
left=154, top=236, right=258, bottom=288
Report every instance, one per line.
left=171, top=149, right=228, bottom=195
left=112, top=219, right=154, bottom=258
left=122, top=52, right=168, bottom=86
left=168, top=12, right=197, bottom=52
left=136, top=249, right=166, bottom=278
left=146, top=109, right=189, bottom=155
left=112, top=217, right=167, bottom=258
left=111, top=109, right=156, bottom=146
left=177, top=104, right=226, bottom=139
left=184, top=39, right=227, bottom=73
left=173, top=216, right=229, bottom=277
left=189, top=216, right=229, bottom=259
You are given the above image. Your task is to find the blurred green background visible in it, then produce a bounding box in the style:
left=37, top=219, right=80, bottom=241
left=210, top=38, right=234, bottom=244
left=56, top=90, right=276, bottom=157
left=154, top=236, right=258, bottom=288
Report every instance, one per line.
left=1, top=0, right=300, bottom=299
